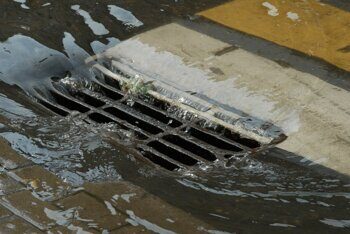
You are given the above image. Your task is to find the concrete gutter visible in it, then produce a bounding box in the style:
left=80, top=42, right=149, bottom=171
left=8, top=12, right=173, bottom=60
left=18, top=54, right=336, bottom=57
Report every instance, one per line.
left=93, top=21, right=350, bottom=176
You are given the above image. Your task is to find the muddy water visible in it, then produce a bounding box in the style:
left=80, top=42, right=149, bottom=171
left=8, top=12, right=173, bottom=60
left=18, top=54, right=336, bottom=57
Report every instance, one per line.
left=0, top=1, right=350, bottom=233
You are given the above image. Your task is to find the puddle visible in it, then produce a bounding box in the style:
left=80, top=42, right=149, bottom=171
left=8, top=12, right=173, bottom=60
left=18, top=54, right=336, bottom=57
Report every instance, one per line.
left=0, top=94, right=36, bottom=119
left=0, top=1, right=349, bottom=233
left=0, top=116, right=125, bottom=186
left=108, top=5, right=144, bottom=28
left=71, top=5, right=110, bottom=36
left=1, top=111, right=349, bottom=232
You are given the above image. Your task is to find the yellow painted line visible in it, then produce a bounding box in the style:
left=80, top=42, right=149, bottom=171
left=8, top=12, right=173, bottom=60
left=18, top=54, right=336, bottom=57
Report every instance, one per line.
left=199, top=0, right=350, bottom=71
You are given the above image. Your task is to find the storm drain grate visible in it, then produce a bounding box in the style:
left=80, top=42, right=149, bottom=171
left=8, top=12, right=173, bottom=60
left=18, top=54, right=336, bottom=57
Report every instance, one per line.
left=34, top=61, right=287, bottom=172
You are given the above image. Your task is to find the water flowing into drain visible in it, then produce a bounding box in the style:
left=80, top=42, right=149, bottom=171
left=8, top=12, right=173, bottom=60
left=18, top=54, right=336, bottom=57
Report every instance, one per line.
left=32, top=62, right=286, bottom=172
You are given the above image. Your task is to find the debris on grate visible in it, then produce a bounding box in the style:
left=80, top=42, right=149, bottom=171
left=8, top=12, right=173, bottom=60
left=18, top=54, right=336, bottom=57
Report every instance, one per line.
left=34, top=57, right=287, bottom=172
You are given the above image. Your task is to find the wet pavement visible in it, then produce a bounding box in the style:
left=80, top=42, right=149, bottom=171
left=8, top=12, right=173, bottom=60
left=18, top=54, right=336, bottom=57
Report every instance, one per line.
left=0, top=0, right=350, bottom=233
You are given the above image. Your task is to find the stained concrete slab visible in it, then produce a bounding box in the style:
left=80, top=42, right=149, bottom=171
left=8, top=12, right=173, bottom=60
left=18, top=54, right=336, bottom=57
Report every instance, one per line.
left=84, top=181, right=213, bottom=233
left=199, top=0, right=350, bottom=72
left=10, top=166, right=72, bottom=201
left=0, top=132, right=214, bottom=233
left=0, top=216, right=42, bottom=234
left=0, top=138, right=33, bottom=170
left=101, top=22, right=350, bottom=176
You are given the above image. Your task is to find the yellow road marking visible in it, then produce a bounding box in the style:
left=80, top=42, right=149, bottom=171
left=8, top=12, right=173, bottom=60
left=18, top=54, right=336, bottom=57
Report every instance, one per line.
left=199, top=0, right=350, bottom=71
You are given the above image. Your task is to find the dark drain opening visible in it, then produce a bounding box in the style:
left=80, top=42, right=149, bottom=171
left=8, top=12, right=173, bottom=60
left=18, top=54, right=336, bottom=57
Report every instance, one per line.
left=89, top=113, right=115, bottom=124
left=138, top=149, right=179, bottom=171
left=185, top=127, right=243, bottom=152
left=125, top=101, right=182, bottom=128
left=148, top=97, right=195, bottom=121
left=38, top=99, right=69, bottom=117
left=104, top=75, right=122, bottom=90
left=50, top=91, right=90, bottom=113
left=88, top=113, right=148, bottom=140
left=74, top=92, right=105, bottom=108
left=196, top=120, right=260, bottom=149
left=98, top=84, right=124, bottom=100
left=104, top=107, right=163, bottom=134
left=148, top=141, right=198, bottom=166
left=163, top=135, right=217, bottom=161
left=223, top=129, right=261, bottom=148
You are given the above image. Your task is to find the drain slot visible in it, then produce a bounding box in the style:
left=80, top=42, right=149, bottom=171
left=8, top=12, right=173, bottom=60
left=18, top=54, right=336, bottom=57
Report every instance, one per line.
left=98, top=84, right=124, bottom=100
left=88, top=112, right=148, bottom=140
left=89, top=112, right=115, bottom=123
left=104, top=107, right=163, bottom=134
left=196, top=120, right=260, bottom=149
left=50, top=91, right=90, bottom=113
left=38, top=98, right=69, bottom=117
left=74, top=91, right=105, bottom=108
left=125, top=101, right=182, bottom=128
left=92, top=79, right=124, bottom=100
left=148, top=141, right=198, bottom=166
left=185, top=127, right=243, bottom=152
left=163, top=135, right=216, bottom=161
left=138, top=148, right=180, bottom=171
left=104, top=75, right=122, bottom=90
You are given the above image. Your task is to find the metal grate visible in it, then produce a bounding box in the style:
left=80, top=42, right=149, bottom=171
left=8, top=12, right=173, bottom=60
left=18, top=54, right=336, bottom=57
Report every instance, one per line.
left=34, top=61, right=287, bottom=171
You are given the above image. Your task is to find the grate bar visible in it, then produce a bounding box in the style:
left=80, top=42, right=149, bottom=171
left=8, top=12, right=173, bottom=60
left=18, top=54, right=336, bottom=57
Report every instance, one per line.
left=104, top=106, right=164, bottom=135
left=50, top=89, right=91, bottom=113
left=36, top=95, right=70, bottom=117
left=147, top=140, right=199, bottom=166
left=157, top=139, right=208, bottom=164
left=122, top=100, right=183, bottom=128
left=161, top=136, right=217, bottom=162
left=138, top=145, right=187, bottom=170
left=165, top=134, right=227, bottom=161
left=91, top=79, right=125, bottom=101
left=87, top=110, right=150, bottom=140
left=105, top=102, right=173, bottom=132
left=183, top=126, right=246, bottom=152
